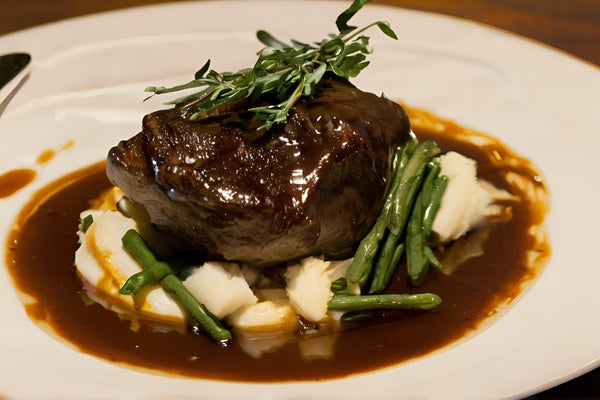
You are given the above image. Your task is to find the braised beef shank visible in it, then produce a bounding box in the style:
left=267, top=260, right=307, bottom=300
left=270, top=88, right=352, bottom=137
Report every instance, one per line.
left=107, top=78, right=410, bottom=265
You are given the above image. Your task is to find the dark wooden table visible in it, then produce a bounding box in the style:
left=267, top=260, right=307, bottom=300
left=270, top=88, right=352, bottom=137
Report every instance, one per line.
left=1, top=1, right=599, bottom=398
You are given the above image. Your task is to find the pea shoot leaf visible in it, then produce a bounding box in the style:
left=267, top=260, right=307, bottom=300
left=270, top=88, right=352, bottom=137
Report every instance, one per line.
left=144, top=0, right=397, bottom=130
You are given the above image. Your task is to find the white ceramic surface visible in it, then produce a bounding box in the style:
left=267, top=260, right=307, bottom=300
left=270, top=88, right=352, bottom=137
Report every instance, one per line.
left=0, top=1, right=599, bottom=399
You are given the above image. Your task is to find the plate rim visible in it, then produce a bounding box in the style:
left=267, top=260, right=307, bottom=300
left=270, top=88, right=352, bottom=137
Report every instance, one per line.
left=1, top=1, right=599, bottom=399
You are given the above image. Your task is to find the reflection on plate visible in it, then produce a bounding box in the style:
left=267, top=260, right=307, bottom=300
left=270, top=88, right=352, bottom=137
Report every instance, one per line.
left=0, top=1, right=599, bottom=399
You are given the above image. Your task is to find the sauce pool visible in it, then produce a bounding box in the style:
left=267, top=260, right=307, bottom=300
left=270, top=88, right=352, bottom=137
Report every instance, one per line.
left=4, top=109, right=550, bottom=382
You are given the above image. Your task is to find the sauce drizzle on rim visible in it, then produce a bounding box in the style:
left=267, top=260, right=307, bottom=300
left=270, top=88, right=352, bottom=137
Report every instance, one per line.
left=0, top=168, right=36, bottom=198
left=0, top=140, right=76, bottom=198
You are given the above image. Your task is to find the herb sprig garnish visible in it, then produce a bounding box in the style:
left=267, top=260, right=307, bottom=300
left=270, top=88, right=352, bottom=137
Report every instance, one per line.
left=144, top=0, right=397, bottom=130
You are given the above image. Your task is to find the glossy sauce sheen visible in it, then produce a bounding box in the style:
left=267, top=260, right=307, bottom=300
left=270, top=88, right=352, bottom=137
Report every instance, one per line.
left=5, top=111, right=550, bottom=382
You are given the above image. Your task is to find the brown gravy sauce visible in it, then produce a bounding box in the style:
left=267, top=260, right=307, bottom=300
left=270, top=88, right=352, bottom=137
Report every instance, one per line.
left=4, top=109, right=550, bottom=382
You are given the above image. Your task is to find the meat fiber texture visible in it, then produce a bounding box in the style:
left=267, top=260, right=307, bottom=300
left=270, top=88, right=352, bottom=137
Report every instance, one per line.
left=107, top=78, right=410, bottom=265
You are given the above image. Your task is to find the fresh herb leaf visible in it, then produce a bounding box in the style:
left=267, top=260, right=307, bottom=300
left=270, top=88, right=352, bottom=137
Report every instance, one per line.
left=144, top=0, right=397, bottom=130
left=336, top=0, right=370, bottom=33
left=81, top=214, right=94, bottom=233
left=376, top=21, right=398, bottom=40
left=194, top=59, right=211, bottom=79
left=256, top=30, right=287, bottom=50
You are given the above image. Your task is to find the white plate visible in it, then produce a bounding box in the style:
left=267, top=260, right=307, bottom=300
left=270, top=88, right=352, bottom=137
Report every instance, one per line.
left=1, top=1, right=599, bottom=399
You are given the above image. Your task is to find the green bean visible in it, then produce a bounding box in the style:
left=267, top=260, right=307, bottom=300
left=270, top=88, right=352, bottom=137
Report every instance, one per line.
left=346, top=140, right=414, bottom=287
left=406, top=161, right=448, bottom=281
left=119, top=230, right=175, bottom=296
left=423, top=175, right=448, bottom=239
left=328, top=293, right=442, bottom=311
left=372, top=241, right=405, bottom=294
left=346, top=217, right=387, bottom=287
left=387, top=141, right=441, bottom=235
left=347, top=138, right=446, bottom=302
left=421, top=160, right=440, bottom=208
left=424, top=246, right=443, bottom=272
left=367, top=230, right=403, bottom=294
left=406, top=188, right=427, bottom=281
left=120, top=229, right=232, bottom=343
left=340, top=310, right=375, bottom=323
left=384, top=137, right=418, bottom=213
left=330, top=277, right=347, bottom=294
left=404, top=132, right=419, bottom=160
left=121, top=229, right=158, bottom=267
left=119, top=261, right=174, bottom=296
left=348, top=140, right=442, bottom=291
left=389, top=243, right=405, bottom=276
left=160, top=274, right=232, bottom=342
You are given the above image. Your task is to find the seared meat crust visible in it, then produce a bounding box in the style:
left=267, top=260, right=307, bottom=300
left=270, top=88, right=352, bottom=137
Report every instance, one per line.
left=107, top=78, right=410, bottom=265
